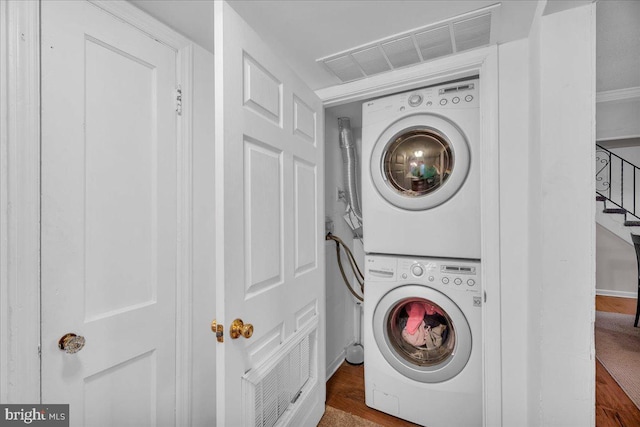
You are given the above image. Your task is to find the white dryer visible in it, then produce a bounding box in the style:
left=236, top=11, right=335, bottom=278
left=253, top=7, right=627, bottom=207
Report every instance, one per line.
left=364, top=254, right=482, bottom=427
left=362, top=79, right=480, bottom=259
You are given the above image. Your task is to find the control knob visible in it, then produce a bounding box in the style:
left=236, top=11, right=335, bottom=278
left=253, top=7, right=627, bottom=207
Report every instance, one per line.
left=411, top=264, right=424, bottom=277
left=408, top=93, right=423, bottom=107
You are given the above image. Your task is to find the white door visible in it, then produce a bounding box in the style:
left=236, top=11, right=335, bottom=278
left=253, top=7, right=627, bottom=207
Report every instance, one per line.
left=214, top=2, right=325, bottom=426
left=41, top=2, right=178, bottom=426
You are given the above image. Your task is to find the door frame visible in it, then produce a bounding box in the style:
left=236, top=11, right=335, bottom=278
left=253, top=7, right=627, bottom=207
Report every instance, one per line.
left=0, top=2, right=196, bottom=425
left=317, top=46, right=502, bottom=427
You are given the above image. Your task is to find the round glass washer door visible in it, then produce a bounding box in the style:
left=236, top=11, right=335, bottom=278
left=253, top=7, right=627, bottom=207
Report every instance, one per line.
left=370, top=113, right=471, bottom=211
left=372, top=285, right=472, bottom=383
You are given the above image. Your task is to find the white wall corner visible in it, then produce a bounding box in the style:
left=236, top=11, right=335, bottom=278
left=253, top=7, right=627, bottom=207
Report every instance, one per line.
left=537, top=3, right=596, bottom=426
left=498, top=38, right=530, bottom=426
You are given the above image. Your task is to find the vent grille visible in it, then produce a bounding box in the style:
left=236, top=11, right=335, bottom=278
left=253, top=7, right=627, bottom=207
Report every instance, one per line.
left=453, top=13, right=492, bottom=52
left=415, top=26, right=453, bottom=61
left=382, top=36, right=421, bottom=68
left=318, top=4, right=499, bottom=83
left=244, top=330, right=314, bottom=427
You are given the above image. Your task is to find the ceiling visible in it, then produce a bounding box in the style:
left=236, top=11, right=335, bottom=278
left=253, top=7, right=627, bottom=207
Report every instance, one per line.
left=130, top=0, right=639, bottom=93
left=596, top=0, right=640, bottom=92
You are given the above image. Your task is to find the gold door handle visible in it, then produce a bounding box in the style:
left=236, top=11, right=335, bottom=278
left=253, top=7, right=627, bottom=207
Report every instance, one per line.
left=58, top=333, right=86, bottom=354
left=230, top=319, right=254, bottom=339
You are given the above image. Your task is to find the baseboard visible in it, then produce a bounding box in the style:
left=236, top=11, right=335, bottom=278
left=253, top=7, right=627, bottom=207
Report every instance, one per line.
left=325, top=348, right=348, bottom=381
left=596, top=289, right=637, bottom=299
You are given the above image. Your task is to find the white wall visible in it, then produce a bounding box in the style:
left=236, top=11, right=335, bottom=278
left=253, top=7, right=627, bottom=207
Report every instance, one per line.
left=498, top=38, right=530, bottom=425
left=324, top=102, right=364, bottom=377
left=528, top=4, right=596, bottom=426
left=596, top=224, right=637, bottom=296
left=597, top=98, right=640, bottom=141
left=610, top=146, right=640, bottom=167
left=527, top=4, right=544, bottom=425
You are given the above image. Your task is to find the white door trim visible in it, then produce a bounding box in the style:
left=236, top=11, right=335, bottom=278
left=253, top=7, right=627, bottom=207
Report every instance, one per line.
left=316, top=46, right=503, bottom=427
left=0, top=0, right=42, bottom=404
left=1, top=3, right=196, bottom=425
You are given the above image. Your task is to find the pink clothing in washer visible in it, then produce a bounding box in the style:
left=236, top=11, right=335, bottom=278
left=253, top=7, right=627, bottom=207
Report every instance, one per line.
left=405, top=302, right=443, bottom=334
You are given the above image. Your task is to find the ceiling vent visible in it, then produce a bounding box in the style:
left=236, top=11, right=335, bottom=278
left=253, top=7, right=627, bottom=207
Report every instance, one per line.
left=317, top=3, right=500, bottom=84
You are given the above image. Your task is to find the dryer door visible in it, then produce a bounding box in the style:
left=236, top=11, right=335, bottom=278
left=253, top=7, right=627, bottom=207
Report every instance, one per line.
left=372, top=285, right=472, bottom=383
left=370, top=113, right=470, bottom=210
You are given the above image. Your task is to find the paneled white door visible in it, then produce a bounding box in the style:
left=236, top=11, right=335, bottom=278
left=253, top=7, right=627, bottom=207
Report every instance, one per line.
left=41, top=2, right=178, bottom=426
left=214, top=2, right=325, bottom=426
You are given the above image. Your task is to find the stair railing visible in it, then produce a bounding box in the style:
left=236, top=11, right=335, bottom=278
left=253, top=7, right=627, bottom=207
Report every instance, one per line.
left=596, top=144, right=640, bottom=221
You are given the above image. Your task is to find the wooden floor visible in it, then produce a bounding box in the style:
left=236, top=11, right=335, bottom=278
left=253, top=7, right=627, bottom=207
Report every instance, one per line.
left=326, top=362, right=418, bottom=427
left=325, top=295, right=640, bottom=427
left=595, top=295, right=640, bottom=427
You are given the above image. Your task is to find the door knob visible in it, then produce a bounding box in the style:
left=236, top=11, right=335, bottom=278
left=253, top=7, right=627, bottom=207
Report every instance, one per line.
left=230, top=318, right=254, bottom=339
left=58, top=333, right=86, bottom=354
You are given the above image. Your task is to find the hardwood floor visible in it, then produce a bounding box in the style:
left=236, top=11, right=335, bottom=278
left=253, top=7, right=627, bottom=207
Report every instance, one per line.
left=595, top=295, right=640, bottom=427
left=326, top=362, right=418, bottom=427
left=325, top=295, right=640, bottom=427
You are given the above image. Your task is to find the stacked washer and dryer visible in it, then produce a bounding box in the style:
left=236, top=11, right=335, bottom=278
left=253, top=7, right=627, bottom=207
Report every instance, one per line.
left=361, top=79, right=482, bottom=427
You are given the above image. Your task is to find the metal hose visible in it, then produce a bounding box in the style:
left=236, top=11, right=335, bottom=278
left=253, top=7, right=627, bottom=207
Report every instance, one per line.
left=338, top=117, right=362, bottom=222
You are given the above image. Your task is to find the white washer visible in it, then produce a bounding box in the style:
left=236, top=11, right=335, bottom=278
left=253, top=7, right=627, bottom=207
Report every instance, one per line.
left=364, top=254, right=482, bottom=427
left=362, top=79, right=480, bottom=259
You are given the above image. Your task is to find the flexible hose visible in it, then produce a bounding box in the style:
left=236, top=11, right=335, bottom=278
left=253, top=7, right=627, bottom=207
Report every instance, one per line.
left=327, top=233, right=364, bottom=290
left=338, top=118, right=363, bottom=222
left=326, top=233, right=364, bottom=301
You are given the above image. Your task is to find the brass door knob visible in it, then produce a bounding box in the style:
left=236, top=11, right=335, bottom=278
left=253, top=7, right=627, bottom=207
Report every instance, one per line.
left=58, top=333, right=86, bottom=354
left=230, top=318, right=253, bottom=339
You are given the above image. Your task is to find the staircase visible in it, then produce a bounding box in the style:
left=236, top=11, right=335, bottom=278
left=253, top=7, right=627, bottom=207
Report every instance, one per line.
left=596, top=144, right=640, bottom=244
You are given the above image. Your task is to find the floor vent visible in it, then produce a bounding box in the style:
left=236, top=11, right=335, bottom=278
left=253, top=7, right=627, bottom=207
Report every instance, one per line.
left=242, top=322, right=316, bottom=427
left=317, top=4, right=500, bottom=84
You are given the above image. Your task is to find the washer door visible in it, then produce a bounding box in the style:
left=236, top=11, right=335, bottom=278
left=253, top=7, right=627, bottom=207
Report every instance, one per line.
left=370, top=113, right=470, bottom=210
left=372, top=285, right=472, bottom=383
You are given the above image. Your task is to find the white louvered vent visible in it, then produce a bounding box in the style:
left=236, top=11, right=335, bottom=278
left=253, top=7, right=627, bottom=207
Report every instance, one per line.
left=243, top=324, right=316, bottom=427
left=453, top=13, right=492, bottom=52
left=318, top=3, right=500, bottom=83
left=415, top=25, right=453, bottom=61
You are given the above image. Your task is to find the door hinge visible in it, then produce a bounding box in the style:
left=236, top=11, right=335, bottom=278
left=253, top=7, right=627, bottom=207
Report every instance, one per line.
left=38, top=345, right=41, bottom=358
left=176, top=85, right=183, bottom=116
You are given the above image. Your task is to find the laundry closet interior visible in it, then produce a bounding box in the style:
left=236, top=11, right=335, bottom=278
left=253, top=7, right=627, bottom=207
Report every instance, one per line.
left=1, top=1, right=598, bottom=426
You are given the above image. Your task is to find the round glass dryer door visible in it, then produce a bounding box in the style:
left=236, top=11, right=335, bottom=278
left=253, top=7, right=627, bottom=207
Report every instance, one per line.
left=373, top=285, right=472, bottom=383
left=370, top=114, right=471, bottom=210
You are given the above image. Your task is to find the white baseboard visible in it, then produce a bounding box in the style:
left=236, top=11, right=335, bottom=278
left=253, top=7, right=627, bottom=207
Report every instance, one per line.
left=596, top=289, right=637, bottom=299
left=325, top=348, right=348, bottom=381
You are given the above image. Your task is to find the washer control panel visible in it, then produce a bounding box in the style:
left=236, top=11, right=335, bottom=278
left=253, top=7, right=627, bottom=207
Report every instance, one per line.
left=366, top=255, right=481, bottom=293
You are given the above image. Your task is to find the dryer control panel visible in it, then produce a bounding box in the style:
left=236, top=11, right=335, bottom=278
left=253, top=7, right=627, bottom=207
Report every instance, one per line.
left=363, top=78, right=479, bottom=117
left=400, top=81, right=478, bottom=111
